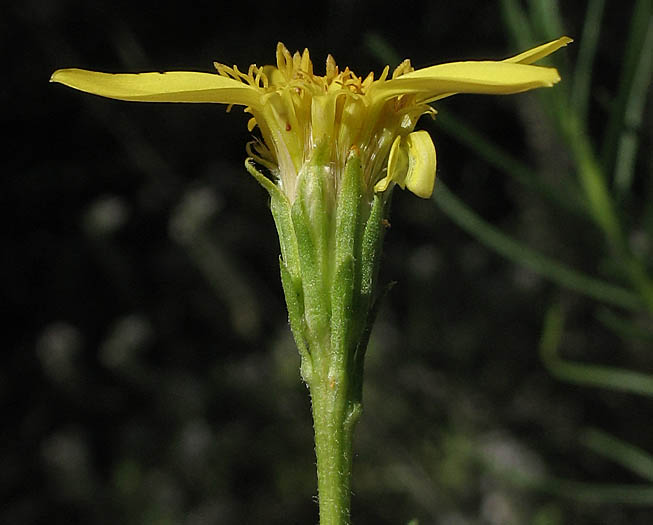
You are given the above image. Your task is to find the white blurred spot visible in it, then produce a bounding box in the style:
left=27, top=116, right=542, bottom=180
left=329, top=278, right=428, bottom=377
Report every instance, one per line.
left=83, top=195, right=129, bottom=237
left=169, top=187, right=222, bottom=244
left=36, top=322, right=82, bottom=382
left=481, top=491, right=518, bottom=525
left=99, top=314, right=152, bottom=369
left=630, top=229, right=650, bottom=259
left=41, top=428, right=89, bottom=474
left=408, top=244, right=442, bottom=281
left=177, top=419, right=213, bottom=468
left=41, top=427, right=95, bottom=500
left=481, top=431, right=545, bottom=481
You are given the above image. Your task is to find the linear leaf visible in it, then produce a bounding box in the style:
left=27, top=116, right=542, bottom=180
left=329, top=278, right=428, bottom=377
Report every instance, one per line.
left=528, top=0, right=565, bottom=42
left=433, top=183, right=642, bottom=310
left=601, top=0, right=652, bottom=180
left=540, top=303, right=653, bottom=397
left=571, top=0, right=606, bottom=125
left=500, top=0, right=534, bottom=49
left=613, top=16, right=653, bottom=196
left=582, top=428, right=653, bottom=482
left=432, top=111, right=587, bottom=217
left=595, top=307, right=653, bottom=342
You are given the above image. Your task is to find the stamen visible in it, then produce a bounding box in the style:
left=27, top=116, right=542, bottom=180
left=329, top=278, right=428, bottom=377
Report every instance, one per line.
left=361, top=71, right=375, bottom=91
left=214, top=62, right=251, bottom=84
left=301, top=48, right=313, bottom=76
left=378, top=65, right=390, bottom=83
left=392, top=59, right=413, bottom=79
left=259, top=70, right=269, bottom=89
left=326, top=54, right=338, bottom=83
left=213, top=62, right=230, bottom=77
left=246, top=140, right=277, bottom=171
left=247, top=64, right=258, bottom=85
left=292, top=51, right=302, bottom=77
left=276, top=43, right=293, bottom=78
left=232, top=64, right=250, bottom=83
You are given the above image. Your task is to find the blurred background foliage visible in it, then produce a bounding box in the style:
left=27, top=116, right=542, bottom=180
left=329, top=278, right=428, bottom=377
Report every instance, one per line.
left=4, top=0, right=653, bottom=523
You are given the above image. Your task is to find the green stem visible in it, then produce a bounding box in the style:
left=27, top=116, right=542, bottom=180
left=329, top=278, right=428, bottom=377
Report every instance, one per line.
left=310, top=378, right=357, bottom=525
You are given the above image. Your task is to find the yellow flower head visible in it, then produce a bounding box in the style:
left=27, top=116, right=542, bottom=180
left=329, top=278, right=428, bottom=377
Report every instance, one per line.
left=51, top=37, right=571, bottom=201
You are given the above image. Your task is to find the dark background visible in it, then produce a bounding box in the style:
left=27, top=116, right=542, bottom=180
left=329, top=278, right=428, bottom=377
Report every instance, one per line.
left=4, top=1, right=652, bottom=524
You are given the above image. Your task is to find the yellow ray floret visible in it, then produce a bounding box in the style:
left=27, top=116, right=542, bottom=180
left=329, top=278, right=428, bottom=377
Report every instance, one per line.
left=376, top=61, right=561, bottom=98
left=50, top=69, right=260, bottom=106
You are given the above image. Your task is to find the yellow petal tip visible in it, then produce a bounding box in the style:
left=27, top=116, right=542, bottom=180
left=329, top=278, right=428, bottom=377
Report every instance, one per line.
left=50, top=70, right=62, bottom=83
left=50, top=69, right=77, bottom=85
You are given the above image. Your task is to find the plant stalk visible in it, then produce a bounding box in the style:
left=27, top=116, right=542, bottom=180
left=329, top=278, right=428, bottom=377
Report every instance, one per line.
left=310, top=378, right=356, bottom=525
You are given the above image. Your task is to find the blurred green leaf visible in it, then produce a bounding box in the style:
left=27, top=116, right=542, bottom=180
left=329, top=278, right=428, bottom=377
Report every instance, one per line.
left=595, top=308, right=653, bottom=342
left=540, top=303, right=653, bottom=397
left=432, top=111, right=587, bottom=217
left=601, top=0, right=653, bottom=182
left=433, top=183, right=642, bottom=311
left=480, top=430, right=653, bottom=505
left=582, top=427, right=653, bottom=482
left=552, top=482, right=653, bottom=505
left=567, top=129, right=623, bottom=245
left=503, top=0, right=571, bottom=138
left=613, top=15, right=653, bottom=197
left=532, top=504, right=564, bottom=525
left=528, top=0, right=565, bottom=43
left=535, top=477, right=653, bottom=505
left=364, top=33, right=401, bottom=67
left=571, top=0, right=606, bottom=125
left=500, top=0, right=534, bottom=49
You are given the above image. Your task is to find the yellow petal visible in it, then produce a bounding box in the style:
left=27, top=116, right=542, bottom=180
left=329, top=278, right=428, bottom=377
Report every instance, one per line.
left=371, top=61, right=560, bottom=103
left=504, top=36, right=573, bottom=65
left=50, top=69, right=260, bottom=107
